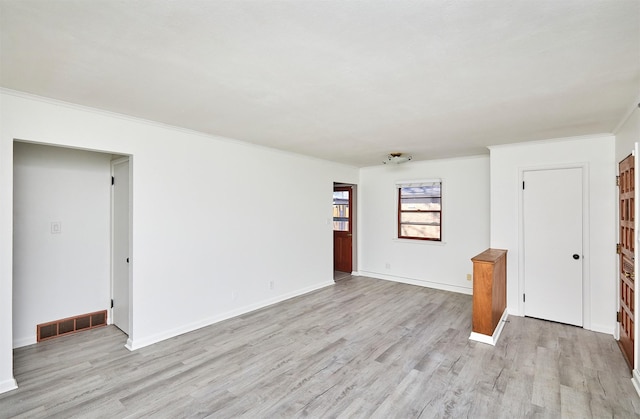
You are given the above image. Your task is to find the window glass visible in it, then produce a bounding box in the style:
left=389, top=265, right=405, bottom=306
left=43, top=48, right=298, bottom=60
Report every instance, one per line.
left=333, top=190, right=349, bottom=231
left=398, top=182, right=441, bottom=241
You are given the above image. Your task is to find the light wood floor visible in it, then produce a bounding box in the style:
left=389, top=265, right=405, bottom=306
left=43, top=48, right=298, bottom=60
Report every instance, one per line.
left=1, top=276, right=639, bottom=418
left=334, top=271, right=352, bottom=282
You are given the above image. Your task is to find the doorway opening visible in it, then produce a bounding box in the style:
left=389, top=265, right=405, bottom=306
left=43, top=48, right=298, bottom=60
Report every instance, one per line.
left=111, top=157, right=131, bottom=336
left=12, top=141, right=131, bottom=350
left=333, top=183, right=356, bottom=281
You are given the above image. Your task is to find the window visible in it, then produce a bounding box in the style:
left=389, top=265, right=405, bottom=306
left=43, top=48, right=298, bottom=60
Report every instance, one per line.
left=398, top=181, right=441, bottom=241
left=333, top=189, right=350, bottom=232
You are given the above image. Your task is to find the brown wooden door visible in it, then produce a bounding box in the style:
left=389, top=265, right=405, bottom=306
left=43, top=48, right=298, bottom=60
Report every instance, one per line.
left=619, top=154, right=635, bottom=369
left=333, top=186, right=352, bottom=273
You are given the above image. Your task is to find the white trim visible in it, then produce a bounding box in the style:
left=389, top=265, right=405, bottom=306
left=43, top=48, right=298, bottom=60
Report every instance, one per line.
left=589, top=322, right=615, bottom=335
left=125, top=337, right=135, bottom=352
left=12, top=337, right=34, bottom=349
left=124, top=280, right=335, bottom=351
left=507, top=308, right=521, bottom=317
left=582, top=164, right=592, bottom=330
left=632, top=369, right=640, bottom=397
left=0, top=88, right=360, bottom=169
left=518, top=163, right=590, bottom=328
left=110, top=157, right=132, bottom=338
left=361, top=154, right=492, bottom=170
left=613, top=97, right=640, bottom=135
left=635, top=143, right=639, bottom=371
left=614, top=147, right=621, bottom=342
left=111, top=156, right=130, bottom=165
left=488, top=133, right=614, bottom=152
left=469, top=310, right=509, bottom=346
left=395, top=178, right=442, bottom=187
left=469, top=332, right=494, bottom=345
left=359, top=271, right=472, bottom=295
left=0, top=378, right=18, bottom=395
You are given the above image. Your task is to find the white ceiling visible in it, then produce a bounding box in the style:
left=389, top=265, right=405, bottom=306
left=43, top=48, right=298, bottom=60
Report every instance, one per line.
left=1, top=0, right=639, bottom=167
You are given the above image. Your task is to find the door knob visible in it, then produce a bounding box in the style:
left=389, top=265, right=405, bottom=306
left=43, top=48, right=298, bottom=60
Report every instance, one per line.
left=572, top=254, right=580, bottom=260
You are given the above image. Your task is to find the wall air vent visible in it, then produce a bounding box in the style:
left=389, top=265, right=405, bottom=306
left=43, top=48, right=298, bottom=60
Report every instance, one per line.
left=36, top=310, right=107, bottom=342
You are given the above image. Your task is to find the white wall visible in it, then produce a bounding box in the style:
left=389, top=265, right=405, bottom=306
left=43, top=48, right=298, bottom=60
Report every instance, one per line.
left=0, top=90, right=359, bottom=393
left=489, top=135, right=616, bottom=334
left=616, top=107, right=640, bottom=162
left=358, top=155, right=490, bottom=294
left=13, top=143, right=112, bottom=347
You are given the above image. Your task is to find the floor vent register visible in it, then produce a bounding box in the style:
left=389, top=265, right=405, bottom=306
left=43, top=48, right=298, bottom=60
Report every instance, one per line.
left=37, top=310, right=108, bottom=342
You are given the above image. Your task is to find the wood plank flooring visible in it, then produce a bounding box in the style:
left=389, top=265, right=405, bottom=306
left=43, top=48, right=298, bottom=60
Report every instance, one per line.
left=334, top=271, right=351, bottom=282
left=1, top=276, right=639, bottom=418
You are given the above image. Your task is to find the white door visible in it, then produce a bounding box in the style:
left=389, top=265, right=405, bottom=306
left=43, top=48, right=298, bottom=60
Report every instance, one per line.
left=112, top=158, right=130, bottom=335
left=523, top=167, right=583, bottom=326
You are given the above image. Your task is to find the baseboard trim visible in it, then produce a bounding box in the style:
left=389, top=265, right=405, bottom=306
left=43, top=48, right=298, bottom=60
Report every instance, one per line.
left=126, top=280, right=335, bottom=351
left=469, top=310, right=508, bottom=346
left=359, top=271, right=472, bottom=295
left=589, top=322, right=615, bottom=335
left=12, top=336, right=36, bottom=349
left=632, top=369, right=640, bottom=397
left=124, top=337, right=135, bottom=352
left=0, top=378, right=18, bottom=395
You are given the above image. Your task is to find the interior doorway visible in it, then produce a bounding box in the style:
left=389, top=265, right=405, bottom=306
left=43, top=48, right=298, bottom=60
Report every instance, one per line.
left=12, top=141, right=130, bottom=349
left=111, top=157, right=131, bottom=335
left=333, top=183, right=356, bottom=281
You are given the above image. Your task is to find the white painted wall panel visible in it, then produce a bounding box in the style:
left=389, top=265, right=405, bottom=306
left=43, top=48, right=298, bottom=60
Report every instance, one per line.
left=358, top=155, right=490, bottom=294
left=616, top=107, right=640, bottom=162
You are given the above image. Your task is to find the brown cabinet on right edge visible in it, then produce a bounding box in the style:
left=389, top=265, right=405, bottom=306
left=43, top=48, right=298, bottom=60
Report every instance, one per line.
left=471, top=249, right=507, bottom=337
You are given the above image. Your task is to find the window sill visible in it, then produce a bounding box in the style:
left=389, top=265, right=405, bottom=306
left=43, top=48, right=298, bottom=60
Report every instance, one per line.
left=393, top=238, right=447, bottom=246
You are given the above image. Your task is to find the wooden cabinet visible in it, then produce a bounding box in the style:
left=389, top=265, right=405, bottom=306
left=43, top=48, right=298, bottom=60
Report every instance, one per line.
left=471, top=248, right=507, bottom=339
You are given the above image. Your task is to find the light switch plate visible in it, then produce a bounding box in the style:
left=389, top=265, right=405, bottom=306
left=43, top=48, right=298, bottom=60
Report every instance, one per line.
left=51, top=221, right=61, bottom=234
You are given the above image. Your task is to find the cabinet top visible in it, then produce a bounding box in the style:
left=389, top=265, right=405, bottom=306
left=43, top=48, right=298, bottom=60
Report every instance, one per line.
left=471, top=248, right=507, bottom=263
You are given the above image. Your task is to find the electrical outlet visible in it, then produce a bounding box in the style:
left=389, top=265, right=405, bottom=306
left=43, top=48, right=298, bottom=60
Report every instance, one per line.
left=385, top=263, right=391, bottom=269
left=269, top=281, right=275, bottom=290
left=231, top=290, right=237, bottom=300
left=466, top=274, right=472, bottom=281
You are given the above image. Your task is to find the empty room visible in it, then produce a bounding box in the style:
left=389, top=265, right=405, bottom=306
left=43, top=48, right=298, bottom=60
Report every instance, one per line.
left=1, top=0, right=639, bottom=417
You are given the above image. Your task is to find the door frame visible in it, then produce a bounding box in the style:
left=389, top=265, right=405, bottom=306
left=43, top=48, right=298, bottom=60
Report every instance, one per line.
left=110, top=156, right=133, bottom=339
left=618, top=146, right=639, bottom=374
left=616, top=152, right=635, bottom=370
left=333, top=182, right=357, bottom=275
left=517, top=163, right=590, bottom=328
left=633, top=144, right=639, bottom=379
